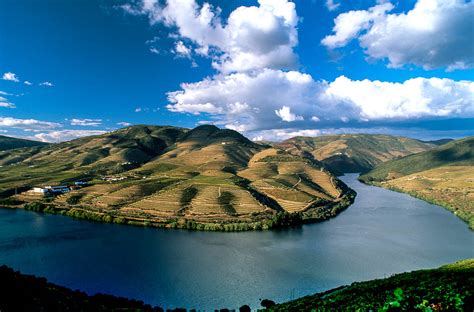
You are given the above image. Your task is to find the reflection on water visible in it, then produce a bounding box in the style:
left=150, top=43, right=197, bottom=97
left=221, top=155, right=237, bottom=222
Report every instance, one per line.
left=0, top=174, right=472, bottom=309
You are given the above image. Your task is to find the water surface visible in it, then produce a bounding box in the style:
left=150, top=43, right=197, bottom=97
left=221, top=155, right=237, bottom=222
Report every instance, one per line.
left=0, top=174, right=472, bottom=309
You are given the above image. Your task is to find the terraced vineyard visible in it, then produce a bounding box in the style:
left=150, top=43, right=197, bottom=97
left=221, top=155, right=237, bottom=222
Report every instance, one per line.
left=0, top=125, right=355, bottom=231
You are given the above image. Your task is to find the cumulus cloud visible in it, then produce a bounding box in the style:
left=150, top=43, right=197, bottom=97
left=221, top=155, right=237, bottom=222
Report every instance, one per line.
left=117, top=121, right=132, bottom=126
left=322, top=0, right=474, bottom=70
left=24, top=80, right=32, bottom=86
left=2, top=72, right=19, bottom=82
left=39, top=81, right=54, bottom=87
left=275, top=106, right=304, bottom=122
left=0, top=117, right=61, bottom=129
left=174, top=41, right=192, bottom=58
left=167, top=69, right=474, bottom=135
left=34, top=130, right=106, bottom=143
left=123, top=0, right=298, bottom=73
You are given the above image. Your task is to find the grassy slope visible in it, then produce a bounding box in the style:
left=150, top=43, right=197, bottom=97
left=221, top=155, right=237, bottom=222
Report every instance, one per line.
left=360, top=136, right=474, bottom=182
left=0, top=135, right=48, bottom=151
left=278, top=134, right=434, bottom=174
left=268, top=259, right=474, bottom=312
left=360, top=136, right=474, bottom=229
left=0, top=125, right=355, bottom=231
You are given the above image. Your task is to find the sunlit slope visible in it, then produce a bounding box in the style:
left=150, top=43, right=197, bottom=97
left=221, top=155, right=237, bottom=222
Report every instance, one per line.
left=0, top=125, right=187, bottom=198
left=1, top=125, right=355, bottom=230
left=278, top=134, right=434, bottom=173
left=360, top=136, right=474, bottom=228
left=239, top=148, right=343, bottom=213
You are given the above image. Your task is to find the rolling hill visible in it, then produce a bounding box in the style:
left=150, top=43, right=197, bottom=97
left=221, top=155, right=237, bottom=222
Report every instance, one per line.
left=360, top=136, right=474, bottom=228
left=0, top=135, right=48, bottom=151
left=277, top=134, right=435, bottom=174
left=0, top=125, right=355, bottom=231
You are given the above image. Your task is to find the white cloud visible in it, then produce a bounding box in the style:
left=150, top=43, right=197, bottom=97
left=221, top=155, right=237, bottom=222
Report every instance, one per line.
left=322, top=0, right=474, bottom=70
left=167, top=69, right=474, bottom=135
left=135, top=107, right=143, bottom=112
left=70, top=118, right=102, bottom=126
left=2, top=72, right=19, bottom=82
left=324, top=76, right=474, bottom=119
left=0, top=117, right=61, bottom=129
left=34, top=130, right=106, bottom=143
left=24, top=80, right=32, bottom=86
left=117, top=122, right=132, bottom=127
left=174, top=41, right=192, bottom=58
left=39, top=81, right=54, bottom=87
left=124, top=0, right=298, bottom=73
left=275, top=106, right=304, bottom=122
left=325, top=0, right=340, bottom=11
left=0, top=91, right=10, bottom=95
left=0, top=96, right=15, bottom=108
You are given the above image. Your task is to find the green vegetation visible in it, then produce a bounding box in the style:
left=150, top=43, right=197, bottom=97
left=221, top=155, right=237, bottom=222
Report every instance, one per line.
left=360, top=136, right=474, bottom=182
left=1, top=260, right=472, bottom=311
left=278, top=134, right=435, bottom=174
left=266, top=259, right=474, bottom=311
left=360, top=137, right=474, bottom=229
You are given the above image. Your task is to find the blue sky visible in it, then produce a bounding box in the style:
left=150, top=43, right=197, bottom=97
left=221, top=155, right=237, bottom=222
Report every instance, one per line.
left=0, top=0, right=473, bottom=142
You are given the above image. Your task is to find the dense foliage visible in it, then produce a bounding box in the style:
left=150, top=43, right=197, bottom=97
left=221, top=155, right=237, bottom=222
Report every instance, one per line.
left=266, top=259, right=474, bottom=312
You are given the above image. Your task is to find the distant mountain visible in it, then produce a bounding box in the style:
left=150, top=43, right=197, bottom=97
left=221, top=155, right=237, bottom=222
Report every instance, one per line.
left=0, top=135, right=48, bottom=151
left=421, top=138, right=454, bottom=146
left=360, top=136, right=474, bottom=229
left=0, top=125, right=355, bottom=231
left=277, top=134, right=434, bottom=174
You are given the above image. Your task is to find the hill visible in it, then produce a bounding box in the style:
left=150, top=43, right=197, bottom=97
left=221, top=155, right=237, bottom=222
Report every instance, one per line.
left=266, top=259, right=474, bottom=311
left=422, top=138, right=454, bottom=146
left=0, top=135, right=48, bottom=151
left=277, top=134, right=434, bottom=174
left=360, top=136, right=474, bottom=228
left=0, top=125, right=355, bottom=231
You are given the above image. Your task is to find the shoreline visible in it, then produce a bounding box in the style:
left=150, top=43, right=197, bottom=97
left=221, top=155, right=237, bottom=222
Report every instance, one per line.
left=1, top=259, right=472, bottom=311
left=357, top=178, right=473, bottom=230
left=0, top=189, right=356, bottom=232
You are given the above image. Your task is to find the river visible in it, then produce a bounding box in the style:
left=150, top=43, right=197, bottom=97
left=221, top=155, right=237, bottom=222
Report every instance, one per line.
left=0, top=174, right=472, bottom=309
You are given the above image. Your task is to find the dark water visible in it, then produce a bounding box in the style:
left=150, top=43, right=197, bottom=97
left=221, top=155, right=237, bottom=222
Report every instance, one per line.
left=0, top=174, right=472, bottom=309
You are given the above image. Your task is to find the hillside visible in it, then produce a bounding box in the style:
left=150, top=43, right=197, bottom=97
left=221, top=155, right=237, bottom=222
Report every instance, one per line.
left=0, top=125, right=355, bottom=231
left=266, top=259, right=474, bottom=311
left=277, top=134, right=434, bottom=174
left=0, top=135, right=48, bottom=151
left=360, top=136, right=474, bottom=228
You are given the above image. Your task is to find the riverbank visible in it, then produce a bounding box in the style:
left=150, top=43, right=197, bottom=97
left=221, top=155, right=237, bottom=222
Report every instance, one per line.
left=266, top=258, right=474, bottom=311
left=1, top=259, right=472, bottom=311
left=358, top=177, right=473, bottom=230
left=0, top=187, right=356, bottom=232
